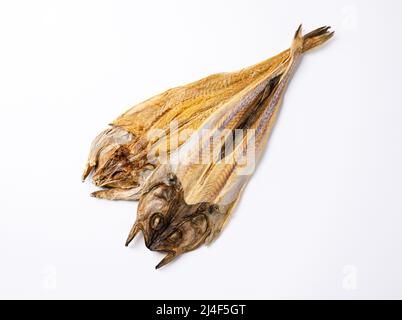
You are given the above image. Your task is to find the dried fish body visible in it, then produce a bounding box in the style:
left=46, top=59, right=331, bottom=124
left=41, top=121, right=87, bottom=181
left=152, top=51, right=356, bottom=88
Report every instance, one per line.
left=81, top=32, right=325, bottom=199
left=124, top=64, right=289, bottom=249
left=127, top=60, right=288, bottom=246
left=126, top=26, right=334, bottom=268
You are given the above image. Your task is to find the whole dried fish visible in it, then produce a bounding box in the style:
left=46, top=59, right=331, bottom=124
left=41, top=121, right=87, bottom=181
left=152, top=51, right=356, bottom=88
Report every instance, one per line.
left=125, top=26, right=334, bottom=268
left=82, top=26, right=332, bottom=201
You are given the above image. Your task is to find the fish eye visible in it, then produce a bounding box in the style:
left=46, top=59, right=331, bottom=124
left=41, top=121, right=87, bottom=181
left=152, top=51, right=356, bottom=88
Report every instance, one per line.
left=167, top=230, right=182, bottom=243
left=150, top=213, right=164, bottom=230
left=167, top=173, right=177, bottom=186
left=191, top=214, right=208, bottom=234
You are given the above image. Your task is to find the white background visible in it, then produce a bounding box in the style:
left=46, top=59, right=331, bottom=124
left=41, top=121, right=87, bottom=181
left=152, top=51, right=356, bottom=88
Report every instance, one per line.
left=0, top=0, right=401, bottom=299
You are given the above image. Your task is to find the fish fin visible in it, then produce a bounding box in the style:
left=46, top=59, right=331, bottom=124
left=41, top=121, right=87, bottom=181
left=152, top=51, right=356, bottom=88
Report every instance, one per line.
left=302, top=26, right=334, bottom=53
left=291, top=24, right=304, bottom=55
left=91, top=187, right=142, bottom=201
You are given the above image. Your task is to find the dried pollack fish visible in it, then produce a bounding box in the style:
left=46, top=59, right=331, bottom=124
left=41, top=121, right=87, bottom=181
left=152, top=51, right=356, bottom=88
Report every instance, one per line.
left=125, top=25, right=334, bottom=268
left=82, top=26, right=333, bottom=201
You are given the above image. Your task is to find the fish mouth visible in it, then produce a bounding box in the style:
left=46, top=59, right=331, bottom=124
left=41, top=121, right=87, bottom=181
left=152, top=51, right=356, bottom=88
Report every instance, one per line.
left=144, top=232, right=155, bottom=249
left=125, top=223, right=160, bottom=249
left=148, top=238, right=174, bottom=255
left=145, top=226, right=171, bottom=250
left=147, top=241, right=158, bottom=251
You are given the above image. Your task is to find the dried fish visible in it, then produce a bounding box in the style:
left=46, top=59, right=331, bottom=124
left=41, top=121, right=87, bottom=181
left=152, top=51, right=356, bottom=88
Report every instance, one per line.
left=125, top=25, right=334, bottom=268
left=82, top=26, right=332, bottom=201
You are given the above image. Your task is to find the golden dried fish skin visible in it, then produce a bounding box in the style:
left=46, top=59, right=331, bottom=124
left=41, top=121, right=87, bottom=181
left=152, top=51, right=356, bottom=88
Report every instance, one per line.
left=83, top=27, right=333, bottom=201
left=84, top=65, right=289, bottom=199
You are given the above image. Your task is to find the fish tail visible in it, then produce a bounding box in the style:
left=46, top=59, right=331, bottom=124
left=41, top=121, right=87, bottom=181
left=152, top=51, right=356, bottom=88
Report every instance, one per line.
left=302, top=25, right=335, bottom=53
left=291, top=24, right=305, bottom=55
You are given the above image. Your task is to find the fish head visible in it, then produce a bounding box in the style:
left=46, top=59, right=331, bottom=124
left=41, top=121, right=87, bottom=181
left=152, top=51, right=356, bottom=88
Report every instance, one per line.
left=92, top=145, right=139, bottom=189
left=125, top=173, right=183, bottom=248
left=149, top=202, right=221, bottom=269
